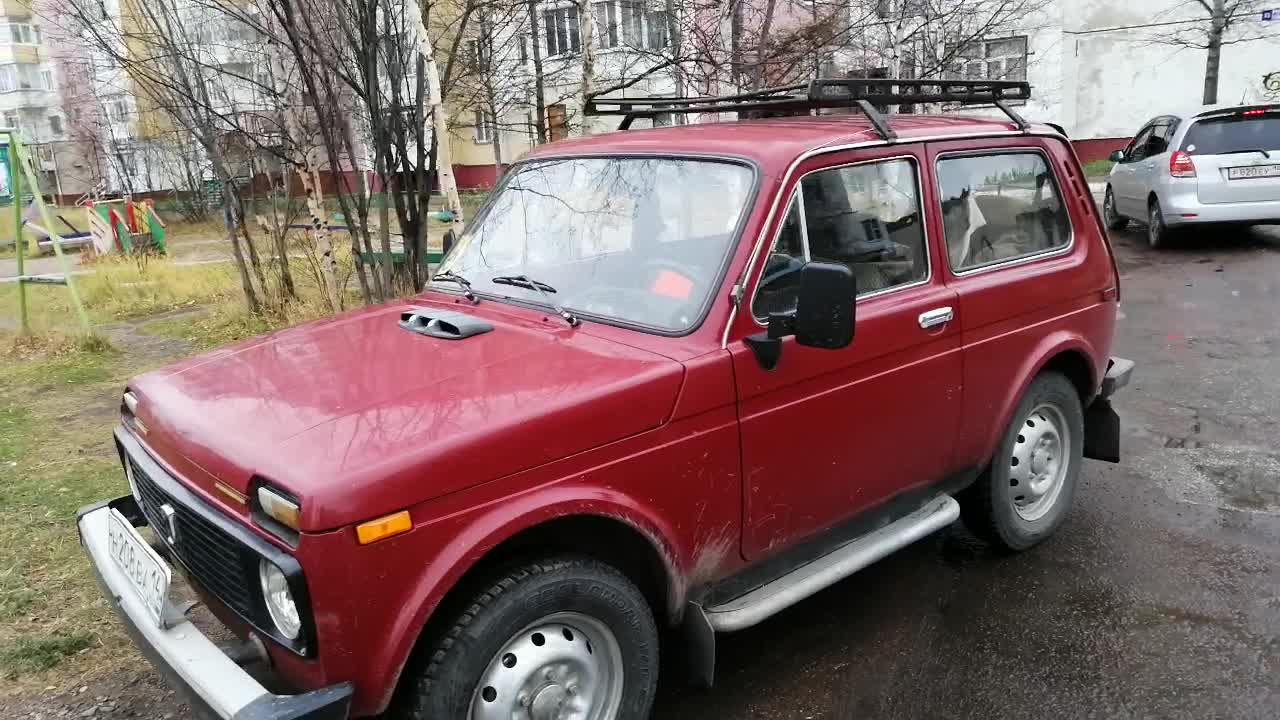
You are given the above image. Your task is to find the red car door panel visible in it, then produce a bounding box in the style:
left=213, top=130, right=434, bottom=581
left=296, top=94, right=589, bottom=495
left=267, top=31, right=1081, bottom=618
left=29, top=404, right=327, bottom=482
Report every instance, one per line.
left=728, top=146, right=963, bottom=561
left=927, top=138, right=1117, bottom=472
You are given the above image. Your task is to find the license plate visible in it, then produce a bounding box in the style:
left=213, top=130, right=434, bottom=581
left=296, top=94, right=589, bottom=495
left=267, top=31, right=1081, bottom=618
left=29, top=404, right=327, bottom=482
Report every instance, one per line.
left=106, top=508, right=172, bottom=627
left=1227, top=164, right=1280, bottom=180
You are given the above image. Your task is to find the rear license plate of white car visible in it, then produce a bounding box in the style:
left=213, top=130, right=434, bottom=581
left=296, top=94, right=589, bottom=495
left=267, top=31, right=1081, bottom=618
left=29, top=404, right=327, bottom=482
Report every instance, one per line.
left=107, top=507, right=172, bottom=627
left=1227, top=165, right=1280, bottom=180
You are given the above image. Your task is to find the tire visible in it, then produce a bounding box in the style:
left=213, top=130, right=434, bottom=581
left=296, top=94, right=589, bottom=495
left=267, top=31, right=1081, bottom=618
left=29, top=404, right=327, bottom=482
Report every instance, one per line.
left=959, top=372, right=1084, bottom=552
left=1147, top=198, right=1170, bottom=249
left=1103, top=187, right=1128, bottom=231
left=393, top=556, right=659, bottom=720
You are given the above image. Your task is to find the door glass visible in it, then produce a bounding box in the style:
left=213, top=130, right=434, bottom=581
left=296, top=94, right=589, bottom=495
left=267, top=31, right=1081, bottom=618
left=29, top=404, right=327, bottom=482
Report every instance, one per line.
left=751, top=160, right=929, bottom=320
left=1128, top=126, right=1155, bottom=161
left=937, top=152, right=1072, bottom=272
left=1145, top=124, right=1170, bottom=155
left=751, top=194, right=805, bottom=319
left=801, top=159, right=927, bottom=295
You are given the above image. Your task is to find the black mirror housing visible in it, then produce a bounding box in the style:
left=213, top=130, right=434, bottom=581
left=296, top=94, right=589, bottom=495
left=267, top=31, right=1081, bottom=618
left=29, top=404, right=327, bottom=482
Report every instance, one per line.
left=793, top=262, right=857, bottom=349
left=1108, top=150, right=1126, bottom=163
left=745, top=262, right=857, bottom=370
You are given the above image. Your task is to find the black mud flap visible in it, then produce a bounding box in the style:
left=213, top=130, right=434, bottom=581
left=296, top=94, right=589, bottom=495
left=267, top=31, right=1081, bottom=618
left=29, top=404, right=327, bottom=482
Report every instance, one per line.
left=1083, top=398, right=1121, bottom=463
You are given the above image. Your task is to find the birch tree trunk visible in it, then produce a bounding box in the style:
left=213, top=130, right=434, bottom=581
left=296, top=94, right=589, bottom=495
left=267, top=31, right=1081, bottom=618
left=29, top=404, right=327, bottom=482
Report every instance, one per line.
left=406, top=0, right=465, bottom=246
left=579, top=0, right=597, bottom=128
left=528, top=0, right=548, bottom=143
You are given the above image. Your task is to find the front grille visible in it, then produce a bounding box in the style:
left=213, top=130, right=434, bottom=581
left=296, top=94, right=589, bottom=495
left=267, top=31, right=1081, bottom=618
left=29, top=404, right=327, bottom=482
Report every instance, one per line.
left=129, top=456, right=256, bottom=618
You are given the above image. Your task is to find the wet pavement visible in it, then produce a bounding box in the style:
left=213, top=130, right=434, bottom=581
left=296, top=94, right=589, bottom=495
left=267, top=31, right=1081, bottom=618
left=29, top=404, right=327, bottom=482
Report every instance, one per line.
left=653, top=224, right=1280, bottom=719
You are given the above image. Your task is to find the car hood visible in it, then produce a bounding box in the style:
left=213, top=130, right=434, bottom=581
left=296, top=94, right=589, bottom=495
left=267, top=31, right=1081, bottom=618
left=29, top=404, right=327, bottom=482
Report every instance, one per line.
left=127, top=298, right=684, bottom=530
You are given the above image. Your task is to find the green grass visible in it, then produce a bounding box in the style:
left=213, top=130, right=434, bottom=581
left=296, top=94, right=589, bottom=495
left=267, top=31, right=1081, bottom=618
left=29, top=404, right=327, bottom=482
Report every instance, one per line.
left=1, top=633, right=94, bottom=677
left=1083, top=159, right=1115, bottom=179
left=0, top=340, right=138, bottom=688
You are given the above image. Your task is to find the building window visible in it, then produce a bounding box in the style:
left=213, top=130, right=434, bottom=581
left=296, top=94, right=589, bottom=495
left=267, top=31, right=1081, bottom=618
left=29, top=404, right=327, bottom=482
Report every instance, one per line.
left=48, top=115, right=62, bottom=136
left=952, top=36, right=1027, bottom=82
left=543, top=6, right=581, bottom=57
left=474, top=109, right=493, bottom=143
left=3, top=111, right=17, bottom=129
left=519, top=36, right=528, bottom=64
left=0, top=67, right=14, bottom=93
left=41, top=69, right=54, bottom=90
left=595, top=1, right=667, bottom=50
left=8, top=23, right=36, bottom=45
left=466, top=38, right=492, bottom=71
left=107, top=99, right=128, bottom=122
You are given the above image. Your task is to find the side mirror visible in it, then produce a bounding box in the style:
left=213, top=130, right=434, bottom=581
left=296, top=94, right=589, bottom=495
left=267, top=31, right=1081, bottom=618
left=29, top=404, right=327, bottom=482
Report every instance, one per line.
left=745, top=262, right=857, bottom=370
left=1108, top=150, right=1126, bottom=163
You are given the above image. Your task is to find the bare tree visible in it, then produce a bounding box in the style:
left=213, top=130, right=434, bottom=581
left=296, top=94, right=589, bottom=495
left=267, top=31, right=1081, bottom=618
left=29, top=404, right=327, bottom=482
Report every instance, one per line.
left=1145, top=0, right=1271, bottom=105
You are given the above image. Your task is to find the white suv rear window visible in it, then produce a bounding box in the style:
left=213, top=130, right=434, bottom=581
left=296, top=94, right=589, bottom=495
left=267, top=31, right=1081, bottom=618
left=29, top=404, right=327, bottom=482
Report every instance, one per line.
left=1182, top=111, right=1280, bottom=155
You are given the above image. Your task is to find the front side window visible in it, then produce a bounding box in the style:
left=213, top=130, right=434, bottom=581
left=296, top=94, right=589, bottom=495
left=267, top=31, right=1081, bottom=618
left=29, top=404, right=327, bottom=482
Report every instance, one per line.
left=937, top=152, right=1071, bottom=272
left=438, top=157, right=754, bottom=333
left=752, top=158, right=929, bottom=320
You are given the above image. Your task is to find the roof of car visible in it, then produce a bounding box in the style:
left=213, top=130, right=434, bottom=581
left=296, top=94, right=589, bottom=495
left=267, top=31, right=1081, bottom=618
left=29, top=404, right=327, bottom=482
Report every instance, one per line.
left=524, top=113, right=1056, bottom=170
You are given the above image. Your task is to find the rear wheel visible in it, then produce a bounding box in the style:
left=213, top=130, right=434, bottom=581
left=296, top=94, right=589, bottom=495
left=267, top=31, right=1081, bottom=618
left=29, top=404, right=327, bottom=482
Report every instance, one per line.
left=1147, top=198, right=1170, bottom=249
left=1103, top=187, right=1128, bottom=231
left=959, top=372, right=1084, bottom=552
left=394, top=556, right=658, bottom=720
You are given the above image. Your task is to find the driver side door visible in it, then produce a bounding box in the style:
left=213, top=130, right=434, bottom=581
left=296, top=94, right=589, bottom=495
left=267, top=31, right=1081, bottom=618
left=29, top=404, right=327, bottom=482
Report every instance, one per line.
left=1113, top=123, right=1155, bottom=218
left=729, top=147, right=963, bottom=561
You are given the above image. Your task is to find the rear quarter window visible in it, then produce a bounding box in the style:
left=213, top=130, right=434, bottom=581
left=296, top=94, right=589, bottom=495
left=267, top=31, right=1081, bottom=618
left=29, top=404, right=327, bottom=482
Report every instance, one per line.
left=1182, top=111, right=1280, bottom=155
left=936, top=151, right=1072, bottom=272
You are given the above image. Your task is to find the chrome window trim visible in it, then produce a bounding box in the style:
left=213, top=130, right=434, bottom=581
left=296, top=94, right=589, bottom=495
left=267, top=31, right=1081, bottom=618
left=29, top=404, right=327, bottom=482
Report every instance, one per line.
left=721, top=128, right=1067, bottom=348
left=746, top=154, right=932, bottom=326
left=934, top=146, right=1076, bottom=278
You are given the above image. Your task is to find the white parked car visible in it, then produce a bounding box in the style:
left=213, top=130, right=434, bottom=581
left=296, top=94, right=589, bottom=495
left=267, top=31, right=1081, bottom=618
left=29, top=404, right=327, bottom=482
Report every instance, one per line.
left=1103, top=104, right=1280, bottom=247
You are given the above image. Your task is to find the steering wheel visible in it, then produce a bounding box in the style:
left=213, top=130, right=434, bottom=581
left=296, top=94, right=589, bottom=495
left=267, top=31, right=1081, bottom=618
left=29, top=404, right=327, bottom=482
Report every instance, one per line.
left=759, top=252, right=805, bottom=290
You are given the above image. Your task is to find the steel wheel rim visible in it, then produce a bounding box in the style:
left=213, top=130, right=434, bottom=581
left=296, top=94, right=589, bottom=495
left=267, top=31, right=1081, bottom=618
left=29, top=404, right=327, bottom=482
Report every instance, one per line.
left=1010, top=403, right=1070, bottom=522
left=470, top=612, right=625, bottom=720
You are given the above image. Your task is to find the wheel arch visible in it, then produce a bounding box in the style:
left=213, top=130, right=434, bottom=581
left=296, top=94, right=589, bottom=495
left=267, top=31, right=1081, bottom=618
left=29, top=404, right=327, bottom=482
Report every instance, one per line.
left=980, top=335, right=1101, bottom=467
left=374, top=497, right=684, bottom=714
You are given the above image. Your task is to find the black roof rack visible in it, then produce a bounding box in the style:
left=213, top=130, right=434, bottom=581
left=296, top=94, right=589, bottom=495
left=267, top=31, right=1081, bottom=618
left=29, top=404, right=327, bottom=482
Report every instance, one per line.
left=584, top=78, right=1032, bottom=140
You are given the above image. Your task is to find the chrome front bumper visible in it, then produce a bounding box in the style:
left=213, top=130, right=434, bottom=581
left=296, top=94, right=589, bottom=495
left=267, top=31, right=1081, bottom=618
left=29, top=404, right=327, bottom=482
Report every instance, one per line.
left=77, top=498, right=352, bottom=720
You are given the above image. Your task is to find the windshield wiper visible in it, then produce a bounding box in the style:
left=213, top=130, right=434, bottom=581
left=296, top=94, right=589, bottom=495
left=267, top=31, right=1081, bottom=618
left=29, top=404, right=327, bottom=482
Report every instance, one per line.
left=1219, top=148, right=1272, bottom=159
left=432, top=271, right=479, bottom=304
left=491, top=275, right=579, bottom=327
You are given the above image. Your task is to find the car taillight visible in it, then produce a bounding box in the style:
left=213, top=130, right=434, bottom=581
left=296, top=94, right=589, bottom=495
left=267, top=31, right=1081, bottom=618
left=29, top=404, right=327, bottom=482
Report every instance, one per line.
left=1241, top=109, right=1266, bottom=117
left=1170, top=151, right=1196, bottom=178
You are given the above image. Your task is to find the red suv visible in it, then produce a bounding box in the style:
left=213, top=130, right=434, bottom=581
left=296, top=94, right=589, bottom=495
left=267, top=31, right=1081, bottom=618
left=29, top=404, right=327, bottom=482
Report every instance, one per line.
left=78, top=80, right=1132, bottom=720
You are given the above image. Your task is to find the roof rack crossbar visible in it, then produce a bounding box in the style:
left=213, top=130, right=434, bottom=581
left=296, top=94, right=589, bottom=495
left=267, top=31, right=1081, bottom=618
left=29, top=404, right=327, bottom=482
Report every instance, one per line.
left=586, top=78, right=1033, bottom=138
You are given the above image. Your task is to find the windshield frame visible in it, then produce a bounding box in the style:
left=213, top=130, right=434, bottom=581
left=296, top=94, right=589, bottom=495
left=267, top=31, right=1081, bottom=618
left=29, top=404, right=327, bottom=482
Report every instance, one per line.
left=432, top=151, right=762, bottom=338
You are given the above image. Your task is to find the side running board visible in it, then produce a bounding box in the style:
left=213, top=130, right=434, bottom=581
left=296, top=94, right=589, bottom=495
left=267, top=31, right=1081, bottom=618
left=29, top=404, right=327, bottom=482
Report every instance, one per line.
left=703, top=495, right=959, bottom=632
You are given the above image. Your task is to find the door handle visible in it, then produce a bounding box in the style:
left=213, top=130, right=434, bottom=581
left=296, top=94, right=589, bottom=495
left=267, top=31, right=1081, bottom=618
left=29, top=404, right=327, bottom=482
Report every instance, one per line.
left=918, top=306, right=954, bottom=329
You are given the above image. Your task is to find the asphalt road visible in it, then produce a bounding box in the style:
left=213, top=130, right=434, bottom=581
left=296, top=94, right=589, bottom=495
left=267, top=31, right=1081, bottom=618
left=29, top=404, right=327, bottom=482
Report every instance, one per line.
left=7, top=224, right=1279, bottom=720
left=653, top=223, right=1280, bottom=719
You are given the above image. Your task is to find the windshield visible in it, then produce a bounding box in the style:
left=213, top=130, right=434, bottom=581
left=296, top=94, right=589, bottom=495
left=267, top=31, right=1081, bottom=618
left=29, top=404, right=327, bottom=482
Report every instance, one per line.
left=1182, top=110, right=1280, bottom=155
left=436, top=157, right=754, bottom=332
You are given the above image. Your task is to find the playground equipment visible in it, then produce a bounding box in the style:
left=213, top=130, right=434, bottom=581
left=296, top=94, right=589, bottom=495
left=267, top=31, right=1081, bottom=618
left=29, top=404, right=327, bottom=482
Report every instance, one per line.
left=5, top=129, right=90, bottom=335
left=84, top=197, right=167, bottom=255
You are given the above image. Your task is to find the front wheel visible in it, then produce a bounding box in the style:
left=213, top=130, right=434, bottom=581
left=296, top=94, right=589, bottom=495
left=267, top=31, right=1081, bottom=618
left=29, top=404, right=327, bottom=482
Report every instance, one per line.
left=959, top=372, right=1084, bottom=552
left=1103, top=187, right=1128, bottom=231
left=394, top=556, right=659, bottom=720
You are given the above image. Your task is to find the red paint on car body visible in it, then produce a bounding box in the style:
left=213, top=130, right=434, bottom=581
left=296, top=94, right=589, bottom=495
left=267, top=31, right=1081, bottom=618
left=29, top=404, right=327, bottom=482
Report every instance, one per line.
left=117, top=114, right=1120, bottom=716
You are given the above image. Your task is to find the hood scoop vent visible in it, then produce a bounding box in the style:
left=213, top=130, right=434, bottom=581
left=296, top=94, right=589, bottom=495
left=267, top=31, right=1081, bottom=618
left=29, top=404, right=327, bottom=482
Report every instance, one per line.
left=399, top=308, right=494, bottom=340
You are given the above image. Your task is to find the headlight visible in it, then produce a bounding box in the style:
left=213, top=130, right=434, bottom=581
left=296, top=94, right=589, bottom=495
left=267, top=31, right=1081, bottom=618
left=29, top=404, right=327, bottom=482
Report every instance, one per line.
left=259, top=559, right=301, bottom=639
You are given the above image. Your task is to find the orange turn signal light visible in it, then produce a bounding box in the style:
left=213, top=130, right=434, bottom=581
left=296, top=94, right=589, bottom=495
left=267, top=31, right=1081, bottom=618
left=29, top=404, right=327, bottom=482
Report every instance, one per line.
left=356, top=510, right=412, bottom=545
